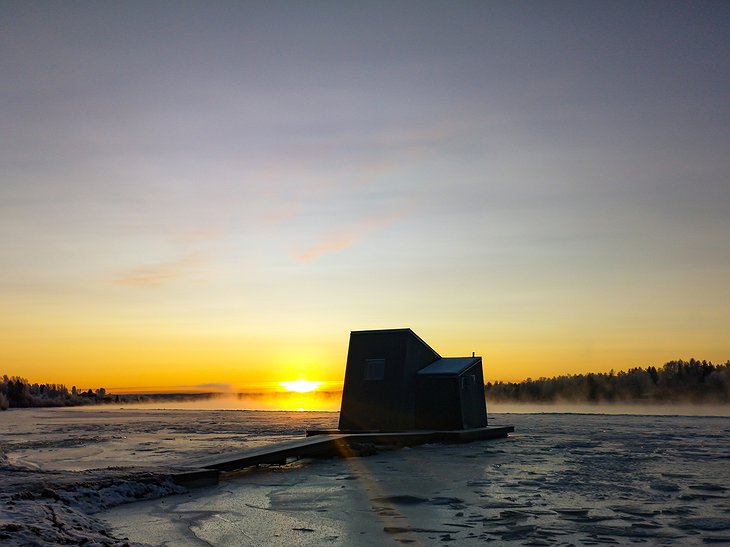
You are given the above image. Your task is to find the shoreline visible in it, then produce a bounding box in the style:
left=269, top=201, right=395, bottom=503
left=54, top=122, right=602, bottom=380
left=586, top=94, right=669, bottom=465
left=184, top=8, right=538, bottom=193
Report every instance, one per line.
left=2, top=400, right=728, bottom=417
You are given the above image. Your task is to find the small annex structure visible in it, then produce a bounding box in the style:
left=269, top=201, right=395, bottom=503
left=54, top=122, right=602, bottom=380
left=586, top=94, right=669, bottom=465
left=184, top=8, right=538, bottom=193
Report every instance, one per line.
left=338, top=328, right=488, bottom=432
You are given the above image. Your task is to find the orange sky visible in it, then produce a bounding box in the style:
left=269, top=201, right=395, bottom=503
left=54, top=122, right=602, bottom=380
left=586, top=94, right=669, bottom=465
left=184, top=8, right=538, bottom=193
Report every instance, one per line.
left=3, top=305, right=728, bottom=392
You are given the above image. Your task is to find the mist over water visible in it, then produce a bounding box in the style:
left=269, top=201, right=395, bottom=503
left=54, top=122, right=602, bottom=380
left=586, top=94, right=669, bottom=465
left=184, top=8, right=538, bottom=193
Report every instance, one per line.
left=89, top=392, right=730, bottom=417
left=104, top=391, right=341, bottom=412
left=490, top=402, right=730, bottom=417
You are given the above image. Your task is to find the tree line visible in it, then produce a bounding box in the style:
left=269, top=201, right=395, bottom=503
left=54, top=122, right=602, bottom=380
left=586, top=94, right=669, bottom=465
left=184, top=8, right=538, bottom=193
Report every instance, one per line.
left=0, top=375, right=221, bottom=410
left=0, top=375, right=116, bottom=410
left=486, top=359, right=730, bottom=404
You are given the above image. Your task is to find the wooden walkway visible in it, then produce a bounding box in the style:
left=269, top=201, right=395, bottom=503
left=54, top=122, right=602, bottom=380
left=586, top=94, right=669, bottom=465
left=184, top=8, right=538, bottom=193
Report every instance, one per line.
left=171, top=426, right=514, bottom=486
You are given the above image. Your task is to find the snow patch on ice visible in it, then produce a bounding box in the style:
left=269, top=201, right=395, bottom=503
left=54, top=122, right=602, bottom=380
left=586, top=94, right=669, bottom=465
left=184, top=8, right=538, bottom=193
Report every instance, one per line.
left=0, top=461, right=184, bottom=546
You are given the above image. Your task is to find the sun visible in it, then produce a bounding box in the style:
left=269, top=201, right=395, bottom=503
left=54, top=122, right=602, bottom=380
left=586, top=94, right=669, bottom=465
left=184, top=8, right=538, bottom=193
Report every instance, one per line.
left=280, top=380, right=322, bottom=393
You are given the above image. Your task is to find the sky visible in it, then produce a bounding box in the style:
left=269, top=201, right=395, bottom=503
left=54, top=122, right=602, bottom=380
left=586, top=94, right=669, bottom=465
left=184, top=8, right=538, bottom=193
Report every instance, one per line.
left=1, top=1, right=729, bottom=392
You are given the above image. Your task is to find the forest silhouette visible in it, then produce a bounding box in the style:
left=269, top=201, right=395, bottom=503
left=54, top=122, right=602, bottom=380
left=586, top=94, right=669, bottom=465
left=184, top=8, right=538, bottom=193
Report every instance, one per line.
left=487, top=359, right=730, bottom=404
left=0, top=375, right=218, bottom=410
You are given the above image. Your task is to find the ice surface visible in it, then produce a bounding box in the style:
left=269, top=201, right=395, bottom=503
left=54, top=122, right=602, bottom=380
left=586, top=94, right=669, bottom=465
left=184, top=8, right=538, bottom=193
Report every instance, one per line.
left=105, top=411, right=730, bottom=546
left=0, top=407, right=337, bottom=545
left=2, top=407, right=729, bottom=545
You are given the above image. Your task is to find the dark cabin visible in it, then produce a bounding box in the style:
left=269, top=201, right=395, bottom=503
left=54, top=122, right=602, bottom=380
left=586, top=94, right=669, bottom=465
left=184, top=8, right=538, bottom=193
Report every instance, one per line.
left=338, top=328, right=488, bottom=431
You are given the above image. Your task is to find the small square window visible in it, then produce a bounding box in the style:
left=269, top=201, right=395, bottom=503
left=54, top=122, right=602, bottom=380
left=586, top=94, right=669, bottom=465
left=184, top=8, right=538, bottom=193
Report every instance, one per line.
left=364, top=358, right=385, bottom=380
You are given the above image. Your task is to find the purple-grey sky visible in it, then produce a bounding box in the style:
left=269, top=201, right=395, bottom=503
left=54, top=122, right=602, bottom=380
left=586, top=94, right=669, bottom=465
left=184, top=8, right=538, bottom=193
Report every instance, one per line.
left=1, top=1, right=729, bottom=387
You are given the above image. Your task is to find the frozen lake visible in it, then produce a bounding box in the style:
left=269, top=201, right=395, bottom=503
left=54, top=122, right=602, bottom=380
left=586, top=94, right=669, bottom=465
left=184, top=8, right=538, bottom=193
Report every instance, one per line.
left=1, top=407, right=729, bottom=545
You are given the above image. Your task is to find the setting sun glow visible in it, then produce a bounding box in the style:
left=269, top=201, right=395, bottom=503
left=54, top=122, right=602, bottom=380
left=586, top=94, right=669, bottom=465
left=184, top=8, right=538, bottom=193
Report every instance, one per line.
left=280, top=380, right=322, bottom=393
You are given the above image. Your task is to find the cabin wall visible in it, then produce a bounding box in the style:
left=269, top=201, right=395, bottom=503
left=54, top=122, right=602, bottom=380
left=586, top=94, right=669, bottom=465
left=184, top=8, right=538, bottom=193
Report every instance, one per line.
left=400, top=332, right=442, bottom=429
left=414, top=376, right=462, bottom=429
left=459, top=361, right=488, bottom=428
left=338, top=330, right=439, bottom=431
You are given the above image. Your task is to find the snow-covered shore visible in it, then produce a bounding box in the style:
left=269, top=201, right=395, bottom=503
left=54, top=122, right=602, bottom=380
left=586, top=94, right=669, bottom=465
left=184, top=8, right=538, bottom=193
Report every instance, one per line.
left=0, top=407, right=337, bottom=545
left=0, top=460, right=180, bottom=545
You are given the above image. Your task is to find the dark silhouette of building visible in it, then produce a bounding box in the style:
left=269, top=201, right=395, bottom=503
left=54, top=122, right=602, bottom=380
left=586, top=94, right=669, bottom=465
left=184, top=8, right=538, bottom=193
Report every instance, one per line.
left=338, top=328, right=488, bottom=431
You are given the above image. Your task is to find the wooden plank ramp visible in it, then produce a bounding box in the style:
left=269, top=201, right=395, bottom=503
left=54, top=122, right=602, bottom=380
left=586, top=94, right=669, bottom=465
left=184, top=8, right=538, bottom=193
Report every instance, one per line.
left=171, top=426, right=514, bottom=487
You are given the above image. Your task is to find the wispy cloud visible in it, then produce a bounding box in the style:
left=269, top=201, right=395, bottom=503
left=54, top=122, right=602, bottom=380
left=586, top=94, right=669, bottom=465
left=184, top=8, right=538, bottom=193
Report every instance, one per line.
left=171, top=227, right=223, bottom=244
left=262, top=203, right=301, bottom=225
left=113, top=252, right=209, bottom=288
left=293, top=208, right=411, bottom=262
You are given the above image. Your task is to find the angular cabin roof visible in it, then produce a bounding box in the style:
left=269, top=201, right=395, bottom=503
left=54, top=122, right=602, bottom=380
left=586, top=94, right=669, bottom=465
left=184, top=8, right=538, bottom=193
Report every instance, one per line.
left=350, top=328, right=441, bottom=360
left=417, top=357, right=481, bottom=376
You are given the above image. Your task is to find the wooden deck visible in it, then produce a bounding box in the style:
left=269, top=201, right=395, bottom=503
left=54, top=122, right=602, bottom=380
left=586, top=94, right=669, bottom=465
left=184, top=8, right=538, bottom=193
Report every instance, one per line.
left=171, top=425, right=514, bottom=486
